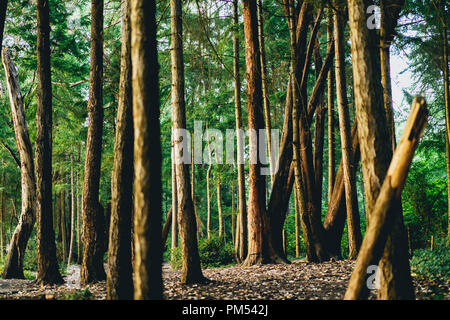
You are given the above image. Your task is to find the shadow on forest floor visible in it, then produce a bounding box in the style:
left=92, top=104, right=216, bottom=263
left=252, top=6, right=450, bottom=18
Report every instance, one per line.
left=0, top=260, right=448, bottom=300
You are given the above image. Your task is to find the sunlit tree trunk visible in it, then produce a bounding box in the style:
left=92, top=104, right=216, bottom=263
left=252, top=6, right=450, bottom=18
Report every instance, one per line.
left=130, top=0, right=163, bottom=299
left=107, top=0, right=133, bottom=300
left=171, top=0, right=205, bottom=284
left=333, top=3, right=361, bottom=259
left=1, top=49, right=36, bottom=279
left=242, top=0, right=284, bottom=266
left=81, top=0, right=106, bottom=284
left=233, top=0, right=247, bottom=262
left=327, top=8, right=335, bottom=203
left=34, top=0, right=63, bottom=285
left=347, top=0, right=414, bottom=299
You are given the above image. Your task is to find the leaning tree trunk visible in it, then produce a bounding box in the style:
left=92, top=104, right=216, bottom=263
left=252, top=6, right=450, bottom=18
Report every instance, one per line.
left=81, top=0, right=106, bottom=284
left=1, top=49, right=36, bottom=279
left=130, top=0, right=163, bottom=299
left=345, top=97, right=427, bottom=299
left=333, top=3, right=361, bottom=260
left=232, top=0, right=247, bottom=263
left=170, top=0, right=205, bottom=284
left=347, top=0, right=414, bottom=299
left=107, top=0, right=133, bottom=300
left=35, top=0, right=63, bottom=285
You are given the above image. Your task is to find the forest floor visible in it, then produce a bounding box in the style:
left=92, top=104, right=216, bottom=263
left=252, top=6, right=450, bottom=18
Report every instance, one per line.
left=0, top=260, right=448, bottom=300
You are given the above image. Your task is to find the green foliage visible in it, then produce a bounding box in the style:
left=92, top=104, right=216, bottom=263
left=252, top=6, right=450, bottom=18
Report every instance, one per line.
left=170, top=235, right=236, bottom=270
left=59, top=288, right=93, bottom=300
left=411, top=247, right=450, bottom=281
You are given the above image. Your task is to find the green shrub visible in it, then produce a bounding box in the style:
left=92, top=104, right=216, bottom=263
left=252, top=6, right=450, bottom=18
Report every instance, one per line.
left=59, top=288, right=93, bottom=300
left=170, top=234, right=236, bottom=270
left=411, top=247, right=450, bottom=280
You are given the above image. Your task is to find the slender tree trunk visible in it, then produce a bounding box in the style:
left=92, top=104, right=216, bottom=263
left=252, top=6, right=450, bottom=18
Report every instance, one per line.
left=171, top=143, right=178, bottom=248
left=170, top=0, right=205, bottom=284
left=68, top=157, right=75, bottom=267
left=206, top=135, right=212, bottom=239
left=233, top=0, right=247, bottom=263
left=77, top=172, right=82, bottom=264
left=130, top=0, right=163, bottom=299
left=107, top=0, right=133, bottom=300
left=1, top=49, right=36, bottom=279
left=34, top=0, right=63, bottom=285
left=347, top=0, right=414, bottom=299
left=327, top=8, right=336, bottom=204
left=333, top=4, right=361, bottom=260
left=81, top=0, right=106, bottom=284
left=294, top=191, right=300, bottom=258
left=257, top=0, right=273, bottom=184
left=217, top=182, right=223, bottom=238
left=231, top=183, right=236, bottom=247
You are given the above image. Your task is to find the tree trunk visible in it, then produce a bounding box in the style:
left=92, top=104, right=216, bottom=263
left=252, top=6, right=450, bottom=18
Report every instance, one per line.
left=347, top=0, right=414, bottom=299
left=242, top=0, right=284, bottom=266
left=68, top=157, right=75, bottom=267
left=217, top=182, right=223, bottom=238
left=333, top=3, right=361, bottom=260
left=34, top=0, right=63, bottom=285
left=81, top=0, right=106, bottom=284
left=232, top=0, right=247, bottom=263
left=294, top=191, right=300, bottom=258
left=345, top=97, right=427, bottom=299
left=130, top=0, right=163, bottom=299
left=171, top=143, right=178, bottom=248
left=170, top=0, right=205, bottom=284
left=107, top=0, right=133, bottom=300
left=327, top=8, right=335, bottom=204
left=257, top=0, right=273, bottom=184
left=1, top=49, right=36, bottom=279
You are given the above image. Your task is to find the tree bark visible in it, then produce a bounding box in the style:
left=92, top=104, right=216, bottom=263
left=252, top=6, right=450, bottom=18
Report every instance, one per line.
left=257, top=0, right=274, bottom=184
left=34, top=0, right=63, bottom=285
left=81, top=0, right=106, bottom=284
left=327, top=7, right=336, bottom=204
left=130, top=0, right=163, bottom=299
left=242, top=0, right=285, bottom=266
left=1, top=49, right=36, bottom=279
left=232, top=0, right=247, bottom=263
left=107, top=0, right=133, bottom=300
left=345, top=97, right=427, bottom=300
left=171, top=0, right=205, bottom=284
left=171, top=142, right=178, bottom=248
left=347, top=0, right=414, bottom=299
left=333, top=3, right=361, bottom=259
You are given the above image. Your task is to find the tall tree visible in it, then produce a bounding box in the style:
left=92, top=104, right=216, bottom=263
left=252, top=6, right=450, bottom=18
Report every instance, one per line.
left=35, top=0, right=63, bottom=285
left=1, top=49, right=36, bottom=279
left=346, top=0, right=414, bottom=299
left=107, top=0, right=133, bottom=300
left=130, top=0, right=163, bottom=299
left=327, top=7, right=336, bottom=203
left=242, top=0, right=284, bottom=266
left=232, top=0, right=247, bottom=262
left=333, top=1, right=361, bottom=259
left=171, top=0, right=205, bottom=284
left=81, top=0, right=106, bottom=284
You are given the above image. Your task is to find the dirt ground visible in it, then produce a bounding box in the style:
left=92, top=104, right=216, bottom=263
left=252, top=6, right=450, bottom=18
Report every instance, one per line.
left=0, top=260, right=448, bottom=300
